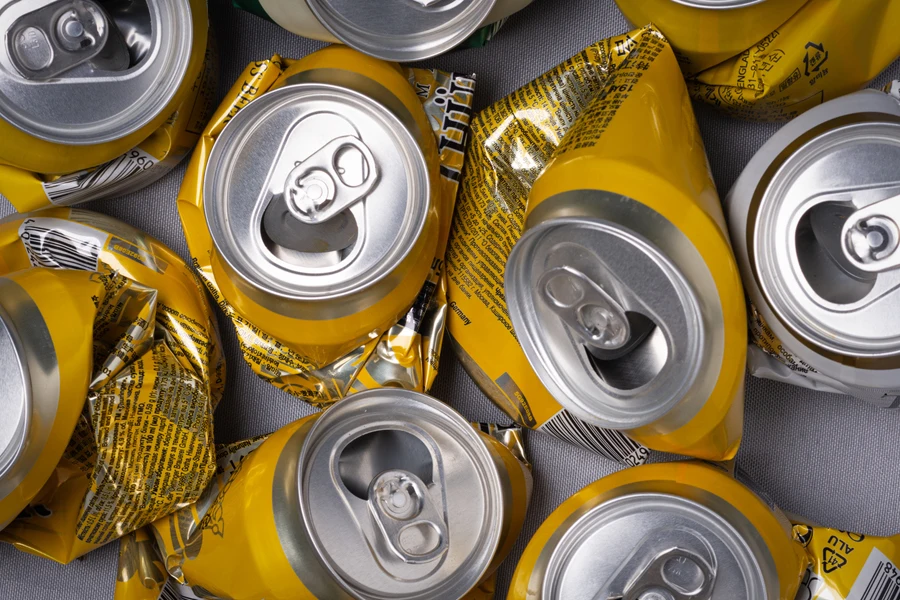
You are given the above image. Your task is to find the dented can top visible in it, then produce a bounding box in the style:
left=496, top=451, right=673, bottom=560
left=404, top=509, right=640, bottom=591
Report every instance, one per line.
left=298, top=389, right=505, bottom=599
left=0, top=0, right=195, bottom=145
left=727, top=89, right=900, bottom=384
left=306, top=0, right=497, bottom=62
left=534, top=491, right=778, bottom=599
left=505, top=191, right=725, bottom=431
left=0, top=299, right=28, bottom=485
left=204, top=81, right=431, bottom=308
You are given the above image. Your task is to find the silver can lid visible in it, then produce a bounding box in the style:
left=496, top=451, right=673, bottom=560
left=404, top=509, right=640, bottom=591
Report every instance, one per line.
left=538, top=492, right=776, bottom=600
left=669, top=0, right=767, bottom=8
left=506, top=192, right=724, bottom=431
left=0, top=303, right=29, bottom=482
left=299, top=389, right=504, bottom=600
left=306, top=0, right=497, bottom=62
left=0, top=0, right=195, bottom=145
left=205, top=82, right=430, bottom=309
left=729, top=89, right=900, bottom=378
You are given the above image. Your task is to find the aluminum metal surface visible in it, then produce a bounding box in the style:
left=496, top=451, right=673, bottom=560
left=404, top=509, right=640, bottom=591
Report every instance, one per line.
left=669, top=0, right=767, bottom=8
left=204, top=82, right=430, bottom=315
left=306, top=0, right=498, bottom=62
left=298, top=389, right=505, bottom=600
left=537, top=492, right=774, bottom=600
left=506, top=191, right=724, bottom=431
left=727, top=89, right=900, bottom=388
left=0, top=0, right=194, bottom=145
left=0, top=278, right=60, bottom=505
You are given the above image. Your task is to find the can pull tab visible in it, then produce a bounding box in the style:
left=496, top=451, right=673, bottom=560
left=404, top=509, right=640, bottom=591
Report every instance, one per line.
left=368, top=470, right=449, bottom=564
left=539, top=266, right=634, bottom=353
left=595, top=529, right=716, bottom=600
left=284, top=136, right=379, bottom=225
left=842, top=193, right=900, bottom=273
left=602, top=549, right=716, bottom=600
left=8, top=0, right=130, bottom=79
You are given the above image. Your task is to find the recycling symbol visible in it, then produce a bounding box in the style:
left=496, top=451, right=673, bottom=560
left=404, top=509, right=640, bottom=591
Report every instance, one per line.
left=823, top=547, right=847, bottom=573
left=804, top=42, right=829, bottom=77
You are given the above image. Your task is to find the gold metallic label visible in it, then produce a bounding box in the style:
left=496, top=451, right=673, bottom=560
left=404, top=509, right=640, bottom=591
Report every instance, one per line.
left=0, top=209, right=224, bottom=564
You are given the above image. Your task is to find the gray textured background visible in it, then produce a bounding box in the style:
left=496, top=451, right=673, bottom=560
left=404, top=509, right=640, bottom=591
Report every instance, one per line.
left=2, top=1, right=900, bottom=598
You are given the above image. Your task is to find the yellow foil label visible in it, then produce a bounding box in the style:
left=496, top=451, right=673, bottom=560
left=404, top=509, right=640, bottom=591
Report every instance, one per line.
left=0, top=208, right=224, bottom=564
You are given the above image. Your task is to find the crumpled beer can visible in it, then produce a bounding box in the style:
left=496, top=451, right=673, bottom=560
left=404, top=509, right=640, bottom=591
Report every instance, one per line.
left=508, top=462, right=808, bottom=600
left=151, top=389, right=532, bottom=600
left=614, top=0, right=808, bottom=75
left=0, top=0, right=211, bottom=179
left=447, top=25, right=746, bottom=464
left=232, top=0, right=533, bottom=61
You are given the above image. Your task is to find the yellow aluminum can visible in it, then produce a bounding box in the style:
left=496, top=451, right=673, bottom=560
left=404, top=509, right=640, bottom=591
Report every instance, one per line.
left=509, top=461, right=808, bottom=600
left=0, top=0, right=209, bottom=175
left=504, top=27, right=747, bottom=460
left=614, top=0, right=808, bottom=75
left=0, top=267, right=103, bottom=529
left=152, top=390, right=531, bottom=600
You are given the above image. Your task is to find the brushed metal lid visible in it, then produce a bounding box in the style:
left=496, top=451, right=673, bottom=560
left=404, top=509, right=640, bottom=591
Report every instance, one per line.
left=539, top=492, right=775, bottom=599
left=506, top=191, right=724, bottom=431
left=0, top=299, right=29, bottom=482
left=298, top=389, right=504, bottom=600
left=0, top=0, right=195, bottom=145
left=727, top=89, right=900, bottom=381
left=306, top=0, right=497, bottom=62
left=204, top=82, right=430, bottom=309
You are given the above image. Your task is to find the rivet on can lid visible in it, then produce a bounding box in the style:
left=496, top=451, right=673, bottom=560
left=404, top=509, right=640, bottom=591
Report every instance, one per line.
left=0, top=305, right=30, bottom=482
left=298, top=389, right=503, bottom=599
left=305, top=0, right=498, bottom=62
left=0, top=0, right=195, bottom=145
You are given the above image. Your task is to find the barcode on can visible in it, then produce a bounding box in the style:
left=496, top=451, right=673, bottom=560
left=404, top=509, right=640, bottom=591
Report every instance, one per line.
left=42, top=148, right=158, bottom=206
left=539, top=409, right=649, bottom=466
left=847, top=548, right=900, bottom=600
left=18, top=218, right=102, bottom=271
